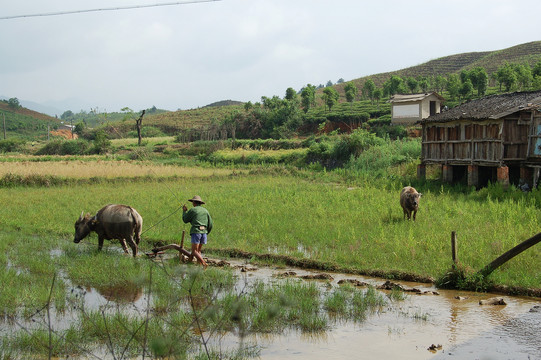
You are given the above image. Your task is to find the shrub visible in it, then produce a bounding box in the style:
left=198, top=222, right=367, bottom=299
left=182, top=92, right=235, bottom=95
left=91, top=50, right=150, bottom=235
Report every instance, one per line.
left=90, top=130, right=112, bottom=154
left=127, top=126, right=167, bottom=138
left=0, top=138, right=26, bottom=153
left=35, top=139, right=91, bottom=155
left=346, top=138, right=421, bottom=177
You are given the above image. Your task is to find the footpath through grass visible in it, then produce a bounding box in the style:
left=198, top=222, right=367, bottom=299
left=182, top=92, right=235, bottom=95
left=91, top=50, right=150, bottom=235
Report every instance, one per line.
left=0, top=173, right=539, bottom=291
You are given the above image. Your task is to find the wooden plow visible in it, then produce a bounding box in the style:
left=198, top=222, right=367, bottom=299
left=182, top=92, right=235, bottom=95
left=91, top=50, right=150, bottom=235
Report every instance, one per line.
left=146, top=230, right=191, bottom=262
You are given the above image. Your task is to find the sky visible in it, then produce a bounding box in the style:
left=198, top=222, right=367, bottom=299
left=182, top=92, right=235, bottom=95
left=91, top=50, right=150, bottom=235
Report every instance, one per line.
left=1, top=0, right=541, bottom=116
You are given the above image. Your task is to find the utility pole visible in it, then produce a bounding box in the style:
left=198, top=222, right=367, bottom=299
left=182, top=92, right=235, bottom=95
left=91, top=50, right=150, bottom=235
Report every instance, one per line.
left=2, top=112, right=6, bottom=140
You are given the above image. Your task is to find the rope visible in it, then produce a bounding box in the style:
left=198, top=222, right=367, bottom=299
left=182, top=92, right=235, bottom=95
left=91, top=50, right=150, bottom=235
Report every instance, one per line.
left=141, top=204, right=183, bottom=235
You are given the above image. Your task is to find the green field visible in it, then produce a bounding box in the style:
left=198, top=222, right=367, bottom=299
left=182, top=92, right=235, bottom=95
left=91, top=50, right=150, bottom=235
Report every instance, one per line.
left=1, top=163, right=539, bottom=290
left=1, top=148, right=541, bottom=358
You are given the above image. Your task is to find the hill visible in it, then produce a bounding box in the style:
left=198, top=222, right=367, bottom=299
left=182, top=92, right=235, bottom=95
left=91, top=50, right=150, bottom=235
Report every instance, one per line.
left=203, top=100, right=244, bottom=108
left=332, top=40, right=541, bottom=94
left=0, top=101, right=62, bottom=140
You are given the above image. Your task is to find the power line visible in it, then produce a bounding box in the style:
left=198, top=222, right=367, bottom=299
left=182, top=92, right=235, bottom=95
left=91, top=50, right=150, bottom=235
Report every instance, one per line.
left=0, top=0, right=222, bottom=20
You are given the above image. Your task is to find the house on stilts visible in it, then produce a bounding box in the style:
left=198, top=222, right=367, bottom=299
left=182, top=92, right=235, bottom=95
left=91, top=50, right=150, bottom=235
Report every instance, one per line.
left=417, top=90, right=541, bottom=188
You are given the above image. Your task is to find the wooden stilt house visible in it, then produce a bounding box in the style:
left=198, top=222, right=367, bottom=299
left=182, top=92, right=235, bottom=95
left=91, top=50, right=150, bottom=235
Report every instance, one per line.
left=418, top=90, right=541, bottom=188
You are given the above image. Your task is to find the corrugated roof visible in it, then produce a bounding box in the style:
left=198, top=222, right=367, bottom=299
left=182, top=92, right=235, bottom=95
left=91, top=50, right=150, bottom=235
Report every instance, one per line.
left=390, top=92, right=444, bottom=103
left=420, top=90, right=541, bottom=123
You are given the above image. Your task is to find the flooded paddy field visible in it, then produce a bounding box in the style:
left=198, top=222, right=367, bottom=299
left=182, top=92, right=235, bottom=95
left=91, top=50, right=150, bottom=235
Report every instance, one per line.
left=4, top=254, right=539, bottom=360
left=218, top=259, right=541, bottom=360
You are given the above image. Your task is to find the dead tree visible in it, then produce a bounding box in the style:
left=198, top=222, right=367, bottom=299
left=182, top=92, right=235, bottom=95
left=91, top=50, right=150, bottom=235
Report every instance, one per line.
left=136, top=110, right=145, bottom=146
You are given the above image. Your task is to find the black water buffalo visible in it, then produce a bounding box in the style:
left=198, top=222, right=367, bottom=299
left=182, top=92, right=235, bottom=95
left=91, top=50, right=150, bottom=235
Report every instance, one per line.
left=74, top=204, right=143, bottom=257
left=400, top=186, right=422, bottom=221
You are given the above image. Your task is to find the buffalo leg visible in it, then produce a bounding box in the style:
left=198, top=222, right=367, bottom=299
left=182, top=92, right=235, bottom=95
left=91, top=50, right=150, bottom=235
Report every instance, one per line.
left=412, top=210, right=417, bottom=221
left=126, top=236, right=138, bottom=257
left=98, top=236, right=105, bottom=251
left=119, top=238, right=130, bottom=254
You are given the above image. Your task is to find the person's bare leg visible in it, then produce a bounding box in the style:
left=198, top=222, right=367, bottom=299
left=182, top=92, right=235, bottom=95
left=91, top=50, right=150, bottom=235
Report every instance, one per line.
left=188, top=243, right=197, bottom=263
left=197, top=244, right=207, bottom=268
left=190, top=243, right=207, bottom=268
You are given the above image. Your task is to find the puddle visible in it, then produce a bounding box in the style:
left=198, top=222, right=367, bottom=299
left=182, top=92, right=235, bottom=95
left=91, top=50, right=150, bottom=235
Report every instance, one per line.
left=219, top=258, right=541, bottom=359
left=4, top=253, right=541, bottom=359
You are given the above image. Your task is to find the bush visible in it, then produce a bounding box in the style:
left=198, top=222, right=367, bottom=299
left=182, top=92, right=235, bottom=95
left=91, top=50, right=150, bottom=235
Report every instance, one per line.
left=35, top=139, right=91, bottom=155
left=0, top=138, right=26, bottom=153
left=90, top=130, right=112, bottom=154
left=346, top=138, right=421, bottom=177
left=127, top=126, right=167, bottom=138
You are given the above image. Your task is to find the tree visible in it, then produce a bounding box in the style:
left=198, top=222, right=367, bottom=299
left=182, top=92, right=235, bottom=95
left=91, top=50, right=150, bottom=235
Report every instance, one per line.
left=92, top=130, right=111, bottom=154
left=372, top=88, right=382, bottom=108
left=300, top=84, right=316, bottom=113
left=322, top=87, right=339, bottom=111
left=459, top=79, right=474, bottom=100
left=362, top=79, right=376, bottom=102
left=285, top=87, right=297, bottom=101
left=344, top=82, right=358, bottom=103
left=243, top=101, right=253, bottom=112
left=469, top=67, right=488, bottom=96
left=135, top=110, right=145, bottom=146
left=7, top=98, right=20, bottom=109
left=446, top=74, right=461, bottom=100
left=383, top=75, right=404, bottom=96
left=417, top=76, right=429, bottom=93
left=512, top=63, right=532, bottom=90
left=496, top=62, right=517, bottom=92
left=406, top=77, right=418, bottom=94
left=434, top=75, right=446, bottom=94
left=337, top=78, right=345, bottom=84
left=73, top=122, right=86, bottom=136
left=326, top=80, right=333, bottom=87
left=61, top=110, right=74, bottom=120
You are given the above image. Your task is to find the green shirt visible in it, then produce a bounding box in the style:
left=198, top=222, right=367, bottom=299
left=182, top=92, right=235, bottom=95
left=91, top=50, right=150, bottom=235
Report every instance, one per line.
left=182, top=205, right=213, bottom=234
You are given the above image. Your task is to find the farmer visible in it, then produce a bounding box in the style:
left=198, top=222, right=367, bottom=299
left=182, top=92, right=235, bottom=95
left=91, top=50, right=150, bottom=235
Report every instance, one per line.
left=182, top=195, right=213, bottom=268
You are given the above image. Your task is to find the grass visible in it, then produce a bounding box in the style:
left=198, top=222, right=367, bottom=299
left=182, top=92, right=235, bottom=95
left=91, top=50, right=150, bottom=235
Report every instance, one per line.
left=0, top=171, right=540, bottom=290
left=2, top=153, right=541, bottom=358
left=0, top=159, right=238, bottom=179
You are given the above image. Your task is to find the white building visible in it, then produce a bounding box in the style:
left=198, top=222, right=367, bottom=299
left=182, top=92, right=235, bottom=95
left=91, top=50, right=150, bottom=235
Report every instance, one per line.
left=390, top=92, right=445, bottom=125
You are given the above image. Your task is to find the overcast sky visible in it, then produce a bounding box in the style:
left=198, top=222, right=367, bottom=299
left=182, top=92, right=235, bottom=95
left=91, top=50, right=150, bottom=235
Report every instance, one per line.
left=1, top=0, right=541, bottom=115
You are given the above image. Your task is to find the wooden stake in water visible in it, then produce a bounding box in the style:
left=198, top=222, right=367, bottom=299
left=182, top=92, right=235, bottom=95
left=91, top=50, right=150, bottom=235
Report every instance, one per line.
left=451, top=231, right=457, bottom=267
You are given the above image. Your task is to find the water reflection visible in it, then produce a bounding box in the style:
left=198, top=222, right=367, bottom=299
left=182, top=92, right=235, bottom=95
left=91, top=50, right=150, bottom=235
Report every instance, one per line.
left=94, top=283, right=143, bottom=303
left=222, top=259, right=541, bottom=359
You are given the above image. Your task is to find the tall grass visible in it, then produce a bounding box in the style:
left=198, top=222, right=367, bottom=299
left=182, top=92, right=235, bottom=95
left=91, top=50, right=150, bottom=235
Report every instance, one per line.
left=0, top=160, right=238, bottom=179
left=0, top=174, right=539, bottom=289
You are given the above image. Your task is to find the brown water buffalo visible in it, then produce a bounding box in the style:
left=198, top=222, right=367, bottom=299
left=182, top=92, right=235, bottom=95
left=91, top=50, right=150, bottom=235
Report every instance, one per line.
left=74, top=204, right=143, bottom=257
left=400, top=186, right=422, bottom=221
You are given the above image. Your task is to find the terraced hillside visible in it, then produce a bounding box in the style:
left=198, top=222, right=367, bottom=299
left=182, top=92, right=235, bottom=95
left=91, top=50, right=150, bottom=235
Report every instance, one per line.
left=335, top=41, right=541, bottom=92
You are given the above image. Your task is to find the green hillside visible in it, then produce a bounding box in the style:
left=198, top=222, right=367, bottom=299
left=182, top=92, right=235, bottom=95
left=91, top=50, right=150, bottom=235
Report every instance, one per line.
left=333, top=41, right=541, bottom=94
left=0, top=101, right=61, bottom=140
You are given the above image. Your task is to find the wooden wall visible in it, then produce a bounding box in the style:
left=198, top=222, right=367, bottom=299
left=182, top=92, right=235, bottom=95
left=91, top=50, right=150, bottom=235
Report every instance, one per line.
left=421, top=115, right=533, bottom=166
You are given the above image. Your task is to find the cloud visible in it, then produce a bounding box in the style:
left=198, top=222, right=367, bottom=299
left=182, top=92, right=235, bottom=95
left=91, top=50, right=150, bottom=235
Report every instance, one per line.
left=1, top=0, right=541, bottom=112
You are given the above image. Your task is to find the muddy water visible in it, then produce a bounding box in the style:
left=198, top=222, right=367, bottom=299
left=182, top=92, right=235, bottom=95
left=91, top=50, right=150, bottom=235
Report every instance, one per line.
left=216, top=259, right=541, bottom=360
left=17, top=255, right=540, bottom=359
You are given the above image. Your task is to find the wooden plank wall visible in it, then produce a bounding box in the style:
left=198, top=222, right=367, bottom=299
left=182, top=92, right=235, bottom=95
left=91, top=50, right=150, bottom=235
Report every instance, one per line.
left=422, top=120, right=508, bottom=165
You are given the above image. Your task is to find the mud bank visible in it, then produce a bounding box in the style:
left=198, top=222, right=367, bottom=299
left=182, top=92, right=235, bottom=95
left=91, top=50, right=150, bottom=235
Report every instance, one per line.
left=206, top=247, right=541, bottom=298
